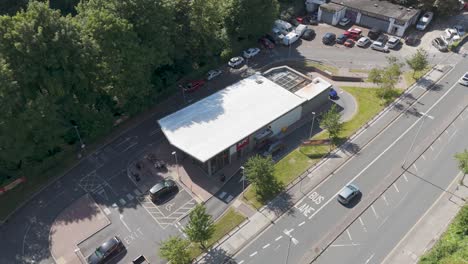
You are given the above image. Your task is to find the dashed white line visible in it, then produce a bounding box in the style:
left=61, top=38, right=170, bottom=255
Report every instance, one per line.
left=275, top=235, right=283, bottom=241
left=291, top=238, right=299, bottom=245
left=365, top=253, right=375, bottom=264
left=421, top=154, right=426, bottom=160
left=263, top=243, right=270, bottom=249
left=330, top=243, right=361, bottom=247
left=359, top=217, right=367, bottom=232
left=298, top=221, right=305, bottom=227
left=249, top=251, right=257, bottom=257
left=448, top=129, right=458, bottom=142
left=382, top=195, right=389, bottom=206
left=371, top=205, right=379, bottom=219
left=393, top=183, right=400, bottom=193
left=346, top=230, right=352, bottom=241
left=412, top=164, right=418, bottom=171
left=283, top=229, right=294, bottom=235
left=238, top=261, right=244, bottom=264
left=403, top=174, right=409, bottom=182
left=430, top=145, right=434, bottom=151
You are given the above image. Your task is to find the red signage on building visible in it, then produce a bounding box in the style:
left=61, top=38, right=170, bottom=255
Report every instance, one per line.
left=236, top=137, right=249, bottom=151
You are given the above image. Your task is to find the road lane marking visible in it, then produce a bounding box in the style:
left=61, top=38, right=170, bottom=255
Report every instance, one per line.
left=298, top=221, right=305, bottom=227
left=421, top=155, right=426, bottom=160
left=403, top=174, right=409, bottom=182
left=412, top=164, right=418, bottom=171
left=283, top=229, right=294, bottom=235
left=430, top=145, right=434, bottom=151
left=371, top=205, right=379, bottom=219
left=238, top=261, right=244, bottom=264
left=330, top=243, right=361, bottom=247
left=346, top=230, right=352, bottom=241
left=263, top=243, right=270, bottom=249
left=365, top=253, right=375, bottom=264
left=275, top=236, right=283, bottom=241
left=274, top=245, right=281, bottom=251
left=103, top=208, right=111, bottom=215
left=359, top=217, right=367, bottom=232
left=382, top=195, right=389, bottom=206
left=378, top=216, right=390, bottom=230
left=119, top=214, right=132, bottom=232
left=448, top=129, right=458, bottom=142
left=133, top=189, right=142, bottom=196
left=291, top=238, right=299, bottom=245
left=249, top=251, right=257, bottom=257
left=393, top=183, right=400, bottom=193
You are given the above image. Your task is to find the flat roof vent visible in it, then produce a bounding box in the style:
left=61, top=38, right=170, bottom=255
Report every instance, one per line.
left=256, top=79, right=264, bottom=84
left=374, top=3, right=378, bottom=7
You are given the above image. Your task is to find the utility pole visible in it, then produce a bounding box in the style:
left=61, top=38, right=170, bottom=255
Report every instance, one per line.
left=240, top=166, right=245, bottom=198
left=73, top=125, right=85, bottom=149
left=308, top=112, right=316, bottom=139
left=402, top=114, right=427, bottom=169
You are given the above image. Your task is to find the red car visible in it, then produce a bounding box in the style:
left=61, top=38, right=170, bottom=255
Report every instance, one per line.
left=258, top=37, right=275, bottom=49
left=344, top=28, right=362, bottom=40
left=180, top=80, right=205, bottom=93
left=344, top=39, right=355, bottom=47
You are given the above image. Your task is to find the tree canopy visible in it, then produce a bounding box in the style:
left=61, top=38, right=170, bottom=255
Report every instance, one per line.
left=244, top=155, right=284, bottom=202
left=159, top=236, right=192, bottom=264
left=185, top=204, right=215, bottom=249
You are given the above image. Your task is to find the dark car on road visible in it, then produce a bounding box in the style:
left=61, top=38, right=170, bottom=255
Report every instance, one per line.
left=368, top=27, right=382, bottom=40
left=301, top=29, right=316, bottom=40
left=150, top=179, right=178, bottom=203
left=337, top=184, right=360, bottom=205
left=87, top=236, right=125, bottom=264
left=261, top=140, right=285, bottom=158
left=322, top=32, right=336, bottom=45
left=405, top=33, right=420, bottom=46
left=336, top=34, right=347, bottom=44
left=180, top=80, right=205, bottom=93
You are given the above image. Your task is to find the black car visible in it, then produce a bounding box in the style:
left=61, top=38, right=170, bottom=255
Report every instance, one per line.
left=87, top=236, right=125, bottom=264
left=264, top=34, right=276, bottom=45
left=322, top=32, right=336, bottom=45
left=405, top=33, right=420, bottom=46
left=336, top=34, right=348, bottom=44
left=301, top=29, right=316, bottom=40
left=375, top=34, right=388, bottom=44
left=149, top=179, right=178, bottom=203
left=368, top=27, right=382, bottom=40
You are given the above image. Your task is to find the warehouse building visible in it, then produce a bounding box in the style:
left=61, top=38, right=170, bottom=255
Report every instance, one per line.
left=158, top=67, right=332, bottom=176
left=308, top=0, right=420, bottom=37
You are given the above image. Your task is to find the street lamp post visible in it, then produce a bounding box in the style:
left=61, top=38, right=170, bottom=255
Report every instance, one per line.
left=308, top=112, right=316, bottom=139
left=240, top=166, right=245, bottom=198
left=180, top=85, right=186, bottom=104
left=172, top=151, right=180, bottom=181
left=285, top=236, right=292, bottom=264
left=73, top=126, right=85, bottom=149
left=402, top=114, right=427, bottom=169
left=288, top=39, right=292, bottom=58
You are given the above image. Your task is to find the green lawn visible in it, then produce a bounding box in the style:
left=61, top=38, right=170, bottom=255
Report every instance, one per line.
left=349, top=68, right=370, bottom=74
left=419, top=205, right=468, bottom=264
left=243, top=86, right=402, bottom=208
left=189, top=208, right=246, bottom=259
left=306, top=61, right=339, bottom=75
left=403, top=67, right=431, bottom=87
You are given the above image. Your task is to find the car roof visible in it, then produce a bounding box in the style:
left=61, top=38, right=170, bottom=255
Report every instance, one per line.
left=325, top=32, right=335, bottom=37
left=99, top=237, right=119, bottom=252
left=339, top=186, right=354, bottom=198
left=150, top=183, right=165, bottom=193
left=373, top=41, right=383, bottom=45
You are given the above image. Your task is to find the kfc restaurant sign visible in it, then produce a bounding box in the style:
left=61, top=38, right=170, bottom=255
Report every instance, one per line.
left=236, top=137, right=249, bottom=151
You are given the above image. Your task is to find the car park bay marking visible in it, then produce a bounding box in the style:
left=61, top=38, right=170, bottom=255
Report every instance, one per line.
left=119, top=214, right=132, bottom=232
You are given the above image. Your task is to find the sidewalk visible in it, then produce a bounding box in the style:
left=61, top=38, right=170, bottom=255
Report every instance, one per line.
left=196, top=65, right=452, bottom=263
left=382, top=176, right=468, bottom=264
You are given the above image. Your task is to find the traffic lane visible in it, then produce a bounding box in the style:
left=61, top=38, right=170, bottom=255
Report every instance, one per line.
left=315, top=107, right=468, bottom=264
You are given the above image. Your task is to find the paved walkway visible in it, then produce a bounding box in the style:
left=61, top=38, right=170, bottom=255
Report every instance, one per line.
left=196, top=65, right=452, bottom=263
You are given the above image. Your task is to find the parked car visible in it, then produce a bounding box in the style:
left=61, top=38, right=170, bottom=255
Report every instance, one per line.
left=442, top=28, right=461, bottom=43
left=416, top=12, right=434, bottom=31
left=387, top=36, right=401, bottom=49
left=458, top=72, right=468, bottom=86
left=132, top=255, right=149, bottom=264
left=261, top=140, right=285, bottom=157
left=322, top=32, right=336, bottom=45
left=344, top=39, right=355, bottom=47
left=258, top=37, right=275, bottom=49
left=228, top=56, right=245, bottom=68
left=272, top=27, right=285, bottom=41
left=296, top=16, right=311, bottom=25
left=356, top=36, right=371, bottom=47
left=274, top=19, right=293, bottom=33
left=367, top=27, right=381, bottom=40
left=404, top=33, right=420, bottom=46
left=344, top=28, right=362, bottom=40
left=149, top=179, right=178, bottom=203
left=243, top=48, right=260, bottom=58
left=181, top=80, right=205, bottom=93
left=432, top=37, right=448, bottom=52
left=283, top=32, right=300, bottom=45
left=337, top=184, right=360, bottom=205
left=371, top=41, right=389, bottom=53
left=264, top=34, right=277, bottom=44
left=375, top=34, right=388, bottom=44
left=301, top=29, right=316, bottom=40
left=454, top=25, right=465, bottom=37
left=295, top=24, right=307, bottom=37
left=329, top=88, right=339, bottom=100
left=338, top=17, right=351, bottom=27
left=87, top=236, right=125, bottom=264
left=336, top=34, right=348, bottom=44
left=206, top=69, right=222, bottom=81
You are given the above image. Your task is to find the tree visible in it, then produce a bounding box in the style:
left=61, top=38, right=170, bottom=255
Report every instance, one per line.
left=185, top=204, right=215, bottom=249
left=244, top=155, right=283, bottom=202
left=435, top=0, right=461, bottom=16
left=406, top=49, right=429, bottom=78
left=320, top=104, right=343, bottom=145
left=159, top=236, right=192, bottom=264
left=454, top=149, right=468, bottom=185
left=367, top=56, right=403, bottom=101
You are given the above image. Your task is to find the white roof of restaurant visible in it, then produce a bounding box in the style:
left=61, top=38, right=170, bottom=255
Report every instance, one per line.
left=158, top=74, right=306, bottom=162
left=294, top=77, right=332, bottom=100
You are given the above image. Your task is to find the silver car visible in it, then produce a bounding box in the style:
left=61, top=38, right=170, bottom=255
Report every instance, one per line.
left=371, top=41, right=389, bottom=53
left=458, top=72, right=468, bottom=86
left=337, top=184, right=360, bottom=204
left=206, top=69, right=222, bottom=81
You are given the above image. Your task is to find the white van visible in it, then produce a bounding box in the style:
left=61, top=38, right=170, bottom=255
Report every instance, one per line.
left=274, top=19, right=293, bottom=33
left=295, top=24, right=307, bottom=37
left=283, top=32, right=300, bottom=45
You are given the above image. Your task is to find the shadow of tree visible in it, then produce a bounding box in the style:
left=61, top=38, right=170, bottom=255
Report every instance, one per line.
left=199, top=247, right=232, bottom=264
left=341, top=141, right=361, bottom=155
left=264, top=191, right=295, bottom=217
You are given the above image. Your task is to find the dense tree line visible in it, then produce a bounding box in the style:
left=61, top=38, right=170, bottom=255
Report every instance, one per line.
left=0, top=0, right=279, bottom=176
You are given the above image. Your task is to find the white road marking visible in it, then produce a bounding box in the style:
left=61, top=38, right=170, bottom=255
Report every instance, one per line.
left=249, top=251, right=257, bottom=257
left=112, top=203, right=118, bottom=208
left=291, top=238, right=299, bottom=245
left=448, top=129, right=458, bottom=142
left=371, top=205, right=379, bottom=219
left=430, top=145, right=434, bottom=151
left=412, top=164, right=418, bottom=171
left=238, top=261, right=244, bottom=264
left=393, top=183, right=400, bottom=193
left=225, top=195, right=234, bottom=203
left=330, top=243, right=361, bottom=247
left=126, top=193, right=134, bottom=201
left=263, top=243, right=270, bottom=249
left=359, top=217, right=367, bottom=232
left=403, top=174, right=408, bottom=182
left=378, top=216, right=390, bottom=230
left=103, top=208, right=111, bottom=215
left=119, top=214, right=132, bottom=232
left=421, top=112, right=434, bottom=119
left=346, top=229, right=352, bottom=241
left=382, top=195, right=389, bottom=206
left=365, top=253, right=375, bottom=264
left=283, top=229, right=294, bottom=235
left=274, top=245, right=281, bottom=251
left=218, top=191, right=227, bottom=199
left=298, top=221, right=305, bottom=227
left=444, top=130, right=449, bottom=136
left=275, top=235, right=283, bottom=241
left=421, top=155, right=426, bottom=160
left=119, top=198, right=126, bottom=205
left=133, top=189, right=141, bottom=196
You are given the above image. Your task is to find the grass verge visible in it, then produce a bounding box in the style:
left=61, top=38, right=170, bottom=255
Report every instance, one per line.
left=419, top=205, right=468, bottom=264
left=349, top=68, right=370, bottom=74
left=403, top=67, right=431, bottom=87
left=189, top=208, right=246, bottom=258
left=243, top=86, right=402, bottom=208
left=306, top=61, right=339, bottom=75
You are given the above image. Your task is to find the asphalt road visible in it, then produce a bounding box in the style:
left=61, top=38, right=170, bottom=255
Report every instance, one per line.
left=232, top=56, right=468, bottom=264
